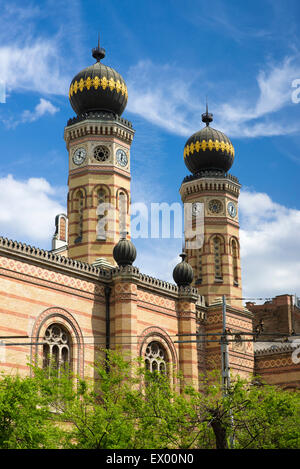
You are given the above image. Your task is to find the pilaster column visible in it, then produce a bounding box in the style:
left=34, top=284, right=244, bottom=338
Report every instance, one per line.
left=176, top=286, right=199, bottom=388
left=111, top=265, right=139, bottom=361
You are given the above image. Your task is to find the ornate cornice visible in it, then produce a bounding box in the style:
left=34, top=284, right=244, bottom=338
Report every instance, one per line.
left=254, top=341, right=299, bottom=356
left=0, top=237, right=207, bottom=303
left=64, top=113, right=134, bottom=147
left=182, top=171, right=240, bottom=184
left=0, top=237, right=110, bottom=281
left=66, top=111, right=133, bottom=129
left=111, top=264, right=140, bottom=281
left=180, top=172, right=241, bottom=199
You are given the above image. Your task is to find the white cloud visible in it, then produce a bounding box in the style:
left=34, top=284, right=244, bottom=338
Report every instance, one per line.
left=126, top=56, right=300, bottom=139
left=0, top=41, right=69, bottom=97
left=239, top=189, right=300, bottom=298
left=0, top=2, right=83, bottom=100
left=21, top=98, right=59, bottom=123
left=127, top=60, right=200, bottom=137
left=0, top=175, right=65, bottom=247
left=2, top=98, right=60, bottom=128
left=217, top=57, right=300, bottom=137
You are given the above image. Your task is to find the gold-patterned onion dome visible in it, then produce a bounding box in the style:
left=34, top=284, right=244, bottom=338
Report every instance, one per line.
left=183, top=109, right=235, bottom=174
left=69, top=43, right=128, bottom=116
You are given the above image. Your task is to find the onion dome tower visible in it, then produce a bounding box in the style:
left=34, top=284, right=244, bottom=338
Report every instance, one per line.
left=180, top=104, right=243, bottom=309
left=173, top=252, right=194, bottom=287
left=69, top=37, right=128, bottom=117
left=113, top=234, right=137, bottom=267
left=183, top=105, right=234, bottom=175
left=64, top=37, right=134, bottom=266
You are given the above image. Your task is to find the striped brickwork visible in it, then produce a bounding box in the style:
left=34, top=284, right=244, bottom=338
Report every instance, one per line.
left=65, top=118, right=134, bottom=265
left=180, top=175, right=243, bottom=309
left=205, top=301, right=254, bottom=379
left=0, top=241, right=199, bottom=386
left=0, top=240, right=108, bottom=378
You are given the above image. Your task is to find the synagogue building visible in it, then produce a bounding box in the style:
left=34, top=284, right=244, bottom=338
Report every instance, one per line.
left=0, top=41, right=299, bottom=389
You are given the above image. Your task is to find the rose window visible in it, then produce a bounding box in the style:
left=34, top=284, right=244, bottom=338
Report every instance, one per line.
left=208, top=199, right=223, bottom=214
left=145, top=341, right=167, bottom=373
left=93, top=145, right=110, bottom=162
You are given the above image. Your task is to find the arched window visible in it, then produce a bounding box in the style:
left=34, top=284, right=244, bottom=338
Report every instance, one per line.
left=118, top=191, right=127, bottom=236
left=96, top=189, right=107, bottom=240
left=75, top=190, right=84, bottom=243
left=213, top=236, right=223, bottom=281
left=232, top=239, right=239, bottom=285
left=145, top=341, right=167, bottom=374
left=43, top=324, right=71, bottom=376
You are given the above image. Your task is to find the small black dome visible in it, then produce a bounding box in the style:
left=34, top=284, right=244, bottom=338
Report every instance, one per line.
left=69, top=43, right=128, bottom=117
left=183, top=109, right=234, bottom=174
left=173, top=253, right=194, bottom=287
left=113, top=237, right=137, bottom=267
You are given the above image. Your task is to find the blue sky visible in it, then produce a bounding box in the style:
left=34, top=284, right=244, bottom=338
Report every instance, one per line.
left=0, top=0, right=299, bottom=300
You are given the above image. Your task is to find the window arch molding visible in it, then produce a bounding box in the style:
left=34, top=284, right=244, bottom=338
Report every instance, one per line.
left=71, top=187, right=87, bottom=211
left=229, top=236, right=240, bottom=257
left=138, top=327, right=178, bottom=378
left=30, top=307, right=84, bottom=378
left=207, top=233, right=226, bottom=254
left=116, top=187, right=129, bottom=212
left=92, top=184, right=111, bottom=208
left=230, top=237, right=239, bottom=286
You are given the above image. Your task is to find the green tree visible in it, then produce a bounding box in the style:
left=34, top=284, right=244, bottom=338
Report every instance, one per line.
left=0, top=372, right=61, bottom=449
left=32, top=351, right=141, bottom=449
left=189, top=372, right=300, bottom=449
left=1, top=352, right=299, bottom=449
left=32, top=353, right=300, bottom=449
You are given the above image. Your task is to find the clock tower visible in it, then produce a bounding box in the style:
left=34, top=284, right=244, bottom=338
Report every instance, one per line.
left=64, top=41, right=134, bottom=265
left=180, top=108, right=242, bottom=309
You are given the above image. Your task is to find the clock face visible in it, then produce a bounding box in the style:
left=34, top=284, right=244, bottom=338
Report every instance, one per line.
left=116, top=148, right=128, bottom=167
left=208, top=199, right=223, bottom=214
left=192, top=202, right=202, bottom=217
left=73, top=147, right=86, bottom=165
left=227, top=201, right=237, bottom=218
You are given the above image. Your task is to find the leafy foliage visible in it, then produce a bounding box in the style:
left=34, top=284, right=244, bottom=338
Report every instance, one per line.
left=0, top=351, right=299, bottom=449
left=0, top=372, right=61, bottom=448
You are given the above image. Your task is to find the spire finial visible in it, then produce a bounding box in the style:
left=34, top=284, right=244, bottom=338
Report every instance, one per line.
left=92, top=32, right=106, bottom=62
left=202, top=97, right=213, bottom=126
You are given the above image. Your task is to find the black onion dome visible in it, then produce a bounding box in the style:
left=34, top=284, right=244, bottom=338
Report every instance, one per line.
left=183, top=108, right=234, bottom=174
left=113, top=237, right=137, bottom=267
left=173, top=253, right=194, bottom=287
left=69, top=42, right=128, bottom=116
